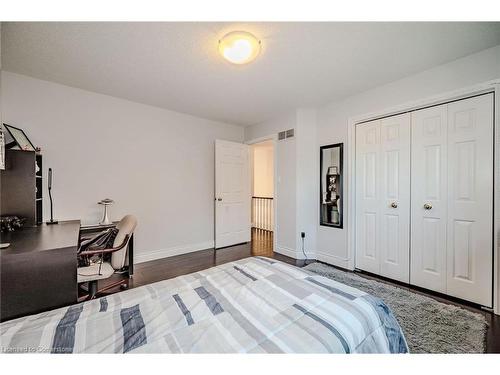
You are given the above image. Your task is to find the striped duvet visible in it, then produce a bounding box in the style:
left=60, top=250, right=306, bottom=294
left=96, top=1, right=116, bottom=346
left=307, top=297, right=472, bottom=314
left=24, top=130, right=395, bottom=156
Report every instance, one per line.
left=0, top=257, right=408, bottom=353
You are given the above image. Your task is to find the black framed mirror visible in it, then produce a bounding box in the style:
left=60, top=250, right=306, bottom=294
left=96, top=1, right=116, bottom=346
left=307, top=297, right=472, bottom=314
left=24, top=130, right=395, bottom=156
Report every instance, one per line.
left=320, top=143, right=343, bottom=228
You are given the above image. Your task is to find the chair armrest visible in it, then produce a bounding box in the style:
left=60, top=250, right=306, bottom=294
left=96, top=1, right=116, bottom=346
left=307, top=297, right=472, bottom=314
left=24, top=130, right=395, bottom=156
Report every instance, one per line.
left=78, top=235, right=130, bottom=256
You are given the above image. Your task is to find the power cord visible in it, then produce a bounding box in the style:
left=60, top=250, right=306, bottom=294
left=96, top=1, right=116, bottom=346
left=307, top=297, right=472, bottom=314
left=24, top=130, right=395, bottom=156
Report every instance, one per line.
left=301, top=232, right=307, bottom=260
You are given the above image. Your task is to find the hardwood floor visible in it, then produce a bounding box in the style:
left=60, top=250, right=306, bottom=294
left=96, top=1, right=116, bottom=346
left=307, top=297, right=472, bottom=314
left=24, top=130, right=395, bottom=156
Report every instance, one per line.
left=91, top=227, right=500, bottom=353
left=129, top=228, right=298, bottom=287
left=90, top=229, right=295, bottom=296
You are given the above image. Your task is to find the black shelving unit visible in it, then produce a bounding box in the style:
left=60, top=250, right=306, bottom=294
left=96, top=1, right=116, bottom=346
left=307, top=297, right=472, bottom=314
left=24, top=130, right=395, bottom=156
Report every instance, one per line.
left=0, top=149, right=43, bottom=226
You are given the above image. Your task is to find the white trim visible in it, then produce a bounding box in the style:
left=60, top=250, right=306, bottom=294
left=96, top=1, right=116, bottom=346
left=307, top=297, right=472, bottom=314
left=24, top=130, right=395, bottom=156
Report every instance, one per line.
left=246, top=134, right=278, bottom=145
left=347, top=79, right=500, bottom=314
left=135, top=240, right=214, bottom=264
left=346, top=112, right=356, bottom=271
left=246, top=134, right=278, bottom=254
left=316, top=252, right=349, bottom=269
left=275, top=245, right=303, bottom=259
left=494, top=83, right=500, bottom=315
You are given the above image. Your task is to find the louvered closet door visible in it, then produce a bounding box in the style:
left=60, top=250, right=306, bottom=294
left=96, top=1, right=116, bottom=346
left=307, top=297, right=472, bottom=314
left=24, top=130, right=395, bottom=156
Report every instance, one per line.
left=355, top=115, right=410, bottom=280
left=355, top=120, right=382, bottom=274
left=446, top=94, right=493, bottom=307
left=379, top=114, right=411, bottom=282
left=410, top=104, right=448, bottom=293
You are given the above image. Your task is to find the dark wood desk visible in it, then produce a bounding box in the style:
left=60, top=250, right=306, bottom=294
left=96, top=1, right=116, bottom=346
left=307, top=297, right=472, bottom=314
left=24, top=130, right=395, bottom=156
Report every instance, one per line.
left=0, top=220, right=81, bottom=322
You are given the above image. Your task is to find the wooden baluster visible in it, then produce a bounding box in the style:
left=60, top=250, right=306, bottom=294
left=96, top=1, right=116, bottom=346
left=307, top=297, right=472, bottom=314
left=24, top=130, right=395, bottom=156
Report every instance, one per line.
left=267, top=199, right=270, bottom=230
left=259, top=199, right=263, bottom=230
left=264, top=199, right=268, bottom=231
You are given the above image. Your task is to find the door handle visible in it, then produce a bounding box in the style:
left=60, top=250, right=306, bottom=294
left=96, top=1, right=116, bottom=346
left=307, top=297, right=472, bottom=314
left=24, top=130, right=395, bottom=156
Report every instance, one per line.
left=216, top=198, right=223, bottom=202
left=390, top=202, right=398, bottom=208
left=424, top=203, right=433, bottom=210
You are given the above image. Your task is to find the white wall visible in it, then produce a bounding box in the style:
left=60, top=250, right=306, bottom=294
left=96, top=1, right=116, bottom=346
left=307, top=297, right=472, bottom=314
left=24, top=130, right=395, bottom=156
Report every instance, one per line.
left=295, top=109, right=317, bottom=259
left=245, top=111, right=296, bottom=141
left=244, top=44, right=500, bottom=268
left=245, top=109, right=318, bottom=260
left=246, top=112, right=298, bottom=257
left=252, top=142, right=274, bottom=198
left=276, top=136, right=297, bottom=255
left=0, top=24, right=3, bottom=154
left=1, top=71, right=244, bottom=262
left=316, top=44, right=500, bottom=268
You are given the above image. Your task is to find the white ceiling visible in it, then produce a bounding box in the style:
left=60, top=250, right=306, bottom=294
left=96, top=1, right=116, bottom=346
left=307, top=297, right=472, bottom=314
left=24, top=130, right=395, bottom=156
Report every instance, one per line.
left=2, top=22, right=500, bottom=126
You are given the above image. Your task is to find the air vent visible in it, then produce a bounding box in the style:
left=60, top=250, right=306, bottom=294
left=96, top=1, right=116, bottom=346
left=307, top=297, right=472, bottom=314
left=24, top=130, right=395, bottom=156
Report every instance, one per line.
left=278, top=129, right=295, bottom=141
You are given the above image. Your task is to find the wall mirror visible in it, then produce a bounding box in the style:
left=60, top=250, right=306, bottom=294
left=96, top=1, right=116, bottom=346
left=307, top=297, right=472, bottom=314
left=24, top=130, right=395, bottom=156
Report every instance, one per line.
left=320, top=143, right=343, bottom=228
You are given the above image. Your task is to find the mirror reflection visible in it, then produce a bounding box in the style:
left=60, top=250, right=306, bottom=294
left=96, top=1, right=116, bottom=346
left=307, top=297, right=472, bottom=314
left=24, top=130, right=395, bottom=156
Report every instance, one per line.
left=320, top=143, right=343, bottom=228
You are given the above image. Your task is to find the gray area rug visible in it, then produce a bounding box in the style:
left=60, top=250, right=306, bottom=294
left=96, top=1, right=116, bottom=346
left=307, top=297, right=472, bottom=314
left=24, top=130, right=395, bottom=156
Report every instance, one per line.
left=304, top=262, right=488, bottom=353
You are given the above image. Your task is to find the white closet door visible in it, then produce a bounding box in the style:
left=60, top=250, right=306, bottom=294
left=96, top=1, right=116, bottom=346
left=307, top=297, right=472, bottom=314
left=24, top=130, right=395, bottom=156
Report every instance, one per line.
left=410, top=104, right=448, bottom=293
left=355, top=115, right=410, bottom=279
left=355, top=120, right=381, bottom=274
left=379, top=114, right=411, bottom=282
left=446, top=94, right=493, bottom=307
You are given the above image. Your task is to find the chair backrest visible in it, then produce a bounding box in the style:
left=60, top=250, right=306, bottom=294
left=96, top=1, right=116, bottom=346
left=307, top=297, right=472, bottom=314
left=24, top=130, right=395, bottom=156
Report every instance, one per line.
left=111, top=215, right=138, bottom=270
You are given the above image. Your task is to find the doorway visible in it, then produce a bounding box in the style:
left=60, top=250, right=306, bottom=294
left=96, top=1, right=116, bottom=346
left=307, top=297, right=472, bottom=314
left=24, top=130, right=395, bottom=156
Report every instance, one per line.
left=250, top=140, right=274, bottom=254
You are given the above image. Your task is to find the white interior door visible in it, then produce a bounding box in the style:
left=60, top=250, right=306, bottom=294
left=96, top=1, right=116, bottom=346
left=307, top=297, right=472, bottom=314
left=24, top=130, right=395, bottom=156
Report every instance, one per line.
left=355, top=120, right=382, bottom=274
left=379, top=114, right=411, bottom=283
left=410, top=104, right=448, bottom=293
left=215, top=140, right=251, bottom=249
left=446, top=94, right=493, bottom=307
left=355, top=115, right=410, bottom=280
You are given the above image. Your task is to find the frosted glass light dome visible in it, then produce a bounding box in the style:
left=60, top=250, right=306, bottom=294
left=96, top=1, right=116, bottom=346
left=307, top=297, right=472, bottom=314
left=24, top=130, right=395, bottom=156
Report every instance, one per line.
left=218, top=31, right=261, bottom=65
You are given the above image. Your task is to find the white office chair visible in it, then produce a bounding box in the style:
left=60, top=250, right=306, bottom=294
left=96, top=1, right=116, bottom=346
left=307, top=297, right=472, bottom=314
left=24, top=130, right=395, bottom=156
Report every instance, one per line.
left=77, top=215, right=137, bottom=299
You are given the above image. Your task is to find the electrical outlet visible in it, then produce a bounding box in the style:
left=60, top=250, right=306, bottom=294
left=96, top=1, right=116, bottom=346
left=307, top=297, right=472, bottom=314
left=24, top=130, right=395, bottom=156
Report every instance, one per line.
left=300, top=232, right=305, bottom=238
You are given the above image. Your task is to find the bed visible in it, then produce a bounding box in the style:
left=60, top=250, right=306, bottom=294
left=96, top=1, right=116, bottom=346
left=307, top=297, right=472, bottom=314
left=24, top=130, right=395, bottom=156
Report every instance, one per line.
left=0, top=257, right=408, bottom=353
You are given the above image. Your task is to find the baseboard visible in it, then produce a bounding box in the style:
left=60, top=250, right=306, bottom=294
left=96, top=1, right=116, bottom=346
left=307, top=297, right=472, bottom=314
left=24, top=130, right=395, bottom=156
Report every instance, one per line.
left=275, top=245, right=308, bottom=260
left=276, top=246, right=351, bottom=270
left=135, top=242, right=352, bottom=270
left=315, top=252, right=351, bottom=270
left=135, top=240, right=214, bottom=264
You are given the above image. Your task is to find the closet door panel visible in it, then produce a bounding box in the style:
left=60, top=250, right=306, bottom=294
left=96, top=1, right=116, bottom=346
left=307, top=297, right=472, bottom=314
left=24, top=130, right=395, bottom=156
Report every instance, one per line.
left=355, top=120, right=381, bottom=274
left=446, top=94, right=493, bottom=307
left=410, top=104, right=448, bottom=293
left=379, top=114, right=411, bottom=282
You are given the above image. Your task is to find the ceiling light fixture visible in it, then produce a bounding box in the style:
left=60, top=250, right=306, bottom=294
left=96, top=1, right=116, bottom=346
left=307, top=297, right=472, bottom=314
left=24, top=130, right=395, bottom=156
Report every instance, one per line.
left=218, top=31, right=261, bottom=65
